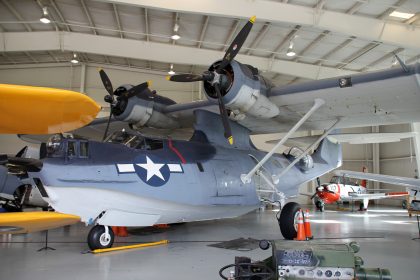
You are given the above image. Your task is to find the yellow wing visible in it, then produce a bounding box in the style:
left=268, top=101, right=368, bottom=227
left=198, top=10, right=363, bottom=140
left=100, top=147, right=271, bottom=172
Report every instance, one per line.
left=0, top=212, right=80, bottom=234
left=0, top=84, right=101, bottom=134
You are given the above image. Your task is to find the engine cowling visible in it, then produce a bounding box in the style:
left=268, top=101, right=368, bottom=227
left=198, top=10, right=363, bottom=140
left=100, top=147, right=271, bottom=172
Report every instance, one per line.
left=112, top=85, right=180, bottom=129
left=203, top=60, right=279, bottom=120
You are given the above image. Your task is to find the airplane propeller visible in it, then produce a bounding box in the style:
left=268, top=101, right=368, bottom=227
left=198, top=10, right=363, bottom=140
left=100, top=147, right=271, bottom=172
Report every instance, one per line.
left=167, top=16, right=256, bottom=145
left=99, top=69, right=149, bottom=141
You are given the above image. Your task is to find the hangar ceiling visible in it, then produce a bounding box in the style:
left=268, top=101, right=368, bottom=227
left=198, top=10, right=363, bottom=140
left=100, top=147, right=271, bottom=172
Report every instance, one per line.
left=0, top=0, right=420, bottom=86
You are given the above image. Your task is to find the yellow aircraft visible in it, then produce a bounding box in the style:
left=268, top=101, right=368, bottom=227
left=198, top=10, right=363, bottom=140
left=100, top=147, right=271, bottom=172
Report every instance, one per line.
left=0, top=83, right=99, bottom=234
left=0, top=83, right=100, bottom=134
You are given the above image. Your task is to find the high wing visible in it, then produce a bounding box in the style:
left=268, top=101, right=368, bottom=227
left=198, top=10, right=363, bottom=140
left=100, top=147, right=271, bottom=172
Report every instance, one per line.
left=347, top=191, right=409, bottom=200
left=163, top=63, right=420, bottom=135
left=265, top=132, right=417, bottom=147
left=334, top=170, right=420, bottom=190
left=0, top=212, right=80, bottom=234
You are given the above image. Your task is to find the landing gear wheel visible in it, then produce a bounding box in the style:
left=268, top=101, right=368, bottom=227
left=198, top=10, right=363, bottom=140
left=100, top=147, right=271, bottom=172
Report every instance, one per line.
left=316, top=201, right=324, bottom=212
left=87, top=225, right=114, bottom=250
left=278, top=202, right=301, bottom=240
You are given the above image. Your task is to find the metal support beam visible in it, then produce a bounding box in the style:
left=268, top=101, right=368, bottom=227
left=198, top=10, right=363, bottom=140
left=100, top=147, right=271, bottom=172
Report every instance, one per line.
left=112, top=3, right=124, bottom=39
left=346, top=2, right=365, bottom=15
left=222, top=19, right=240, bottom=51
left=360, top=48, right=404, bottom=71
left=50, top=0, right=71, bottom=32
left=81, top=0, right=97, bottom=35
left=80, top=63, right=86, bottom=93
left=241, top=98, right=325, bottom=184
left=336, top=41, right=381, bottom=69
left=273, top=118, right=340, bottom=181
left=144, top=8, right=149, bottom=41
left=411, top=123, right=420, bottom=178
left=0, top=31, right=358, bottom=79
left=246, top=23, right=271, bottom=55
left=197, top=16, right=209, bottom=48
left=372, top=126, right=380, bottom=192
left=1, top=0, right=32, bottom=32
left=95, top=0, right=420, bottom=51
left=294, top=30, right=329, bottom=62
left=315, top=37, right=355, bottom=65
left=270, top=26, right=300, bottom=59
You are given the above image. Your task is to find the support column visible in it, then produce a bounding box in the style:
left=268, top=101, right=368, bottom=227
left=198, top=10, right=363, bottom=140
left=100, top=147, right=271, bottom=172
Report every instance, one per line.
left=410, top=123, right=420, bottom=176
left=372, top=126, right=380, bottom=198
left=80, top=63, right=86, bottom=94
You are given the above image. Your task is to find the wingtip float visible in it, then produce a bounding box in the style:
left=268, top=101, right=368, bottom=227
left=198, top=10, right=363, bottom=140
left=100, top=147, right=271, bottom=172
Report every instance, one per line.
left=0, top=84, right=101, bottom=134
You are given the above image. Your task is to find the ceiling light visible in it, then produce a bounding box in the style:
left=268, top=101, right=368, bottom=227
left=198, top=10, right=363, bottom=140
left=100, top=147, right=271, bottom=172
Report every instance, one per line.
left=40, top=7, right=51, bottom=24
left=70, top=53, right=79, bottom=64
left=286, top=41, right=296, bottom=57
left=389, top=11, right=415, bottom=19
left=171, top=22, right=181, bottom=40
left=168, top=64, right=175, bottom=75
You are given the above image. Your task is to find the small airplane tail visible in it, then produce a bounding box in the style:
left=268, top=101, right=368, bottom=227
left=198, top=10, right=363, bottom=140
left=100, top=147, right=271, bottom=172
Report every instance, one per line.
left=361, top=166, right=368, bottom=188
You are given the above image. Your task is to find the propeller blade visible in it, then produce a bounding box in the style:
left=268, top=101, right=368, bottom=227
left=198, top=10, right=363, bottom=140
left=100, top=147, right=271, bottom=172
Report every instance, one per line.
left=124, top=81, right=150, bottom=99
left=166, top=74, right=204, bottom=83
left=217, top=16, right=256, bottom=71
left=310, top=193, right=317, bottom=200
left=99, top=69, right=114, bottom=96
left=214, top=84, right=233, bottom=145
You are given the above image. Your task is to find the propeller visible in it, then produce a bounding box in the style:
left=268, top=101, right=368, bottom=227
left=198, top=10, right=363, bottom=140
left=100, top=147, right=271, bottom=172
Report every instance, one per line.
left=167, top=15, right=256, bottom=145
left=99, top=69, right=150, bottom=141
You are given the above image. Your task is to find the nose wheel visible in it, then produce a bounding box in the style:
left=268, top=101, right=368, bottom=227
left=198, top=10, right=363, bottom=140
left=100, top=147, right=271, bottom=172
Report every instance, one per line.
left=87, top=225, right=115, bottom=250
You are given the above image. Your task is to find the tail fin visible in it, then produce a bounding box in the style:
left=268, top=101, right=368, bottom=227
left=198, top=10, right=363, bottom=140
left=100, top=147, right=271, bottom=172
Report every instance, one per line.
left=361, top=166, right=367, bottom=188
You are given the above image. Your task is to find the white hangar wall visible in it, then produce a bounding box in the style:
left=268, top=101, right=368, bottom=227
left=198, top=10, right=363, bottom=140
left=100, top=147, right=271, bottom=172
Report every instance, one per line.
left=0, top=63, right=418, bottom=207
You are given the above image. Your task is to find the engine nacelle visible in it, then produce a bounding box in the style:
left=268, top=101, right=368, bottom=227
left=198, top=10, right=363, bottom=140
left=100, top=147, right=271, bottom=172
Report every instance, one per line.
left=204, top=60, right=279, bottom=119
left=112, top=86, right=180, bottom=129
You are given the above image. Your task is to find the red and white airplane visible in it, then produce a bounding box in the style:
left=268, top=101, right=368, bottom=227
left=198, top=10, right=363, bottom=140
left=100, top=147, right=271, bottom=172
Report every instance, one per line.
left=313, top=167, right=409, bottom=211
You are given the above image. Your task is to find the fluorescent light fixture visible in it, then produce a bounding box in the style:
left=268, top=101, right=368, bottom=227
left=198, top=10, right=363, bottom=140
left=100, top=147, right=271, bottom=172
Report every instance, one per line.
left=286, top=41, right=296, bottom=57
left=70, top=53, right=79, bottom=64
left=171, top=34, right=181, bottom=40
left=286, top=48, right=296, bottom=57
left=389, top=11, right=415, bottom=19
left=40, top=7, right=51, bottom=24
left=168, top=64, right=175, bottom=75
left=171, top=22, right=181, bottom=40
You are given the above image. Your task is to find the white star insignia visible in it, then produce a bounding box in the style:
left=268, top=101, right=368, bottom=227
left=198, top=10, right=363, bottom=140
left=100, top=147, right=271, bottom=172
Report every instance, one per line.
left=136, top=156, right=165, bottom=182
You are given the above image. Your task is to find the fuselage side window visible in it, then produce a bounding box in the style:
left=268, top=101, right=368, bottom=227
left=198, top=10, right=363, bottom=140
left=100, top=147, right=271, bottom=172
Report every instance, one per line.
left=79, top=141, right=89, bottom=158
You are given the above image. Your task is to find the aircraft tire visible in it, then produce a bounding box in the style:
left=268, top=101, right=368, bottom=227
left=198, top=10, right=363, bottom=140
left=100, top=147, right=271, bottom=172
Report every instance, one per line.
left=278, top=202, right=301, bottom=240
left=87, top=225, right=114, bottom=250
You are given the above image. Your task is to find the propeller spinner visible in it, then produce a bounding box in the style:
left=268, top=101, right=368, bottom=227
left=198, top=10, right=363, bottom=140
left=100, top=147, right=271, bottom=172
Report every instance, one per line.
left=167, top=16, right=256, bottom=145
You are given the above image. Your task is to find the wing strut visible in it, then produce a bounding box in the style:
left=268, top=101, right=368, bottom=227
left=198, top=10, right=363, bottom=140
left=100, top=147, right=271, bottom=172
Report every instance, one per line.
left=240, top=98, right=325, bottom=184
left=272, top=118, right=341, bottom=183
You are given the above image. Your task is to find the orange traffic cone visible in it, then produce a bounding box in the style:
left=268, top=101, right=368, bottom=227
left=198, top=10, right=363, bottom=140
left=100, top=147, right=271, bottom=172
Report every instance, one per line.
left=118, top=226, right=128, bottom=237
left=111, top=226, right=119, bottom=236
left=112, top=226, right=129, bottom=237
left=294, top=209, right=306, bottom=241
left=304, top=209, right=313, bottom=240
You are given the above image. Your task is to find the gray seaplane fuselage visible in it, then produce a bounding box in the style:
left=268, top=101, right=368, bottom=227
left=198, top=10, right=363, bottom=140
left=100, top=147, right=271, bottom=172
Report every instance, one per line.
left=30, top=133, right=340, bottom=227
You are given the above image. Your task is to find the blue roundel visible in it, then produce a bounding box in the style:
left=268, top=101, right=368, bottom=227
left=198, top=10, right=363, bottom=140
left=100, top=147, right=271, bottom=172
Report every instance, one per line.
left=134, top=154, right=170, bottom=187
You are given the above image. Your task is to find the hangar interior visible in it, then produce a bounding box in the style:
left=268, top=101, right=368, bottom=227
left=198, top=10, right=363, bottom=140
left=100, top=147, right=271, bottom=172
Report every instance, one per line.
left=1, top=0, right=420, bottom=279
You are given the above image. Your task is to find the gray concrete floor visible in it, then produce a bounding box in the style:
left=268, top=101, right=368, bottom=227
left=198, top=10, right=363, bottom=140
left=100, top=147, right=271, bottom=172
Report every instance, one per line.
left=1, top=204, right=419, bottom=280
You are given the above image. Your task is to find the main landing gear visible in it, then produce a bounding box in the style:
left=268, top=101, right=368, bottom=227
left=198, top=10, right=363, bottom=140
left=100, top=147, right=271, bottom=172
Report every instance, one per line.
left=277, top=202, right=301, bottom=240
left=87, top=225, right=115, bottom=250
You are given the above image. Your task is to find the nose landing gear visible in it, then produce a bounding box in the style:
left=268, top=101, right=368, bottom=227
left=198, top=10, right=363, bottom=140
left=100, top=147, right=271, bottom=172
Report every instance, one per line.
left=87, top=225, right=115, bottom=250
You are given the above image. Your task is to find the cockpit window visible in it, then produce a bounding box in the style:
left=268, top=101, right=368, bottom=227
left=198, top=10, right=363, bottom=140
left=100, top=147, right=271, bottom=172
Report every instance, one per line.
left=107, top=131, right=163, bottom=150
left=67, top=141, right=77, bottom=157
